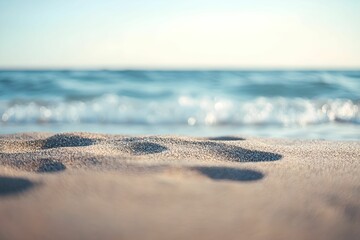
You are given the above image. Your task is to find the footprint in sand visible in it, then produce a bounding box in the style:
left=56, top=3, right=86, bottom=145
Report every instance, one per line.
left=35, top=159, right=66, bottom=173
left=42, top=134, right=97, bottom=149
left=0, top=176, right=36, bottom=197
left=191, top=166, right=264, bottom=182
left=0, top=133, right=98, bottom=153
left=128, top=142, right=168, bottom=155
left=207, top=136, right=245, bottom=141
left=174, top=139, right=282, bottom=162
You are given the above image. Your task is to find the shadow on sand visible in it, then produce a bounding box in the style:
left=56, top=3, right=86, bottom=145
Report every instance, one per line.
left=0, top=176, right=36, bottom=197
left=207, top=136, right=245, bottom=141
left=193, top=166, right=264, bottom=182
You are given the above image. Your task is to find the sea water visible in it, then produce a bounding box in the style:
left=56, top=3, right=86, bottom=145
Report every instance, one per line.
left=0, top=70, right=359, bottom=140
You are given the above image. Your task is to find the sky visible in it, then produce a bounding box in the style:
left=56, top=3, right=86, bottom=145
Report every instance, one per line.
left=0, top=0, right=359, bottom=69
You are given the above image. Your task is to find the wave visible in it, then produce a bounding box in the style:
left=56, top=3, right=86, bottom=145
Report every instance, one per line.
left=1, top=70, right=360, bottom=100
left=1, top=95, right=359, bottom=126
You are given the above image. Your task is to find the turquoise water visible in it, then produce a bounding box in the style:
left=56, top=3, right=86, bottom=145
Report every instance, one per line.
left=0, top=70, right=359, bottom=140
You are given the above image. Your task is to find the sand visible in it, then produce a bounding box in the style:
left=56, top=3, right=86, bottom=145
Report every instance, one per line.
left=0, top=132, right=359, bottom=240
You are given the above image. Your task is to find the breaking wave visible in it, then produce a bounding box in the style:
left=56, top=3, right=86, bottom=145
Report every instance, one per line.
left=1, top=94, right=358, bottom=126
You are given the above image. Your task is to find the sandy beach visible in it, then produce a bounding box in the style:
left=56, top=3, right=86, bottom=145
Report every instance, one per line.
left=0, top=132, right=359, bottom=240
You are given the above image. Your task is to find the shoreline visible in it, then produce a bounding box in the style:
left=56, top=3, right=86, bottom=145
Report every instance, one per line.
left=0, top=132, right=359, bottom=240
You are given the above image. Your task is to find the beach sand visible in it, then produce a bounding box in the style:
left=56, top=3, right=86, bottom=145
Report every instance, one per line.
left=0, top=132, right=359, bottom=240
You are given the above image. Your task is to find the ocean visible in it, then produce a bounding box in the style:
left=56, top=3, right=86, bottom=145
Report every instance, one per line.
left=0, top=70, right=359, bottom=140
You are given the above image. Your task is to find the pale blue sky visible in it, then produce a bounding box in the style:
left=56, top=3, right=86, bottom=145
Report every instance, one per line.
left=0, top=0, right=359, bottom=69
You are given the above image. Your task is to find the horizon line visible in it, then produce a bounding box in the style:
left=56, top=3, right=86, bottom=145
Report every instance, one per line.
left=0, top=66, right=360, bottom=71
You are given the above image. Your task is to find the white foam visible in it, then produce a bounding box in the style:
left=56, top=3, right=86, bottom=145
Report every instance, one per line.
left=0, top=94, right=359, bottom=126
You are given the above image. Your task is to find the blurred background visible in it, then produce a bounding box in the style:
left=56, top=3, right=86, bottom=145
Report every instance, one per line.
left=0, top=0, right=359, bottom=140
